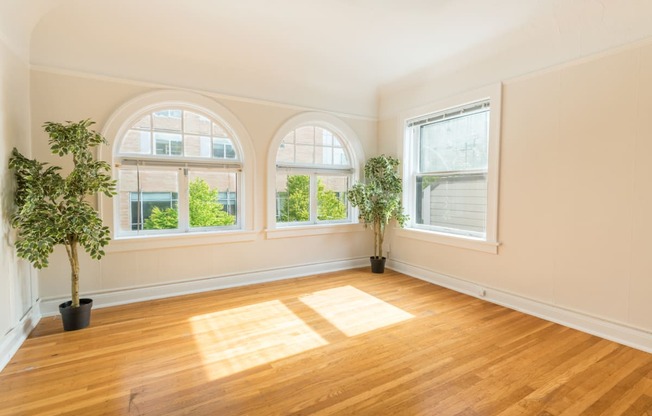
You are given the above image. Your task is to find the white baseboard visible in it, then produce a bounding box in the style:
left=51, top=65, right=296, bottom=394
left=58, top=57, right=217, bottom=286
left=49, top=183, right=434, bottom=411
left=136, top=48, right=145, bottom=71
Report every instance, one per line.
left=388, top=259, right=652, bottom=354
left=40, top=257, right=369, bottom=316
left=0, top=304, right=41, bottom=372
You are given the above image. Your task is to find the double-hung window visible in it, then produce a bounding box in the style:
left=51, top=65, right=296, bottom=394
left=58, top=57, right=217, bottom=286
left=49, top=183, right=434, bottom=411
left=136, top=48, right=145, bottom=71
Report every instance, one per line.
left=275, top=125, right=352, bottom=225
left=403, top=86, right=501, bottom=252
left=115, top=108, right=241, bottom=237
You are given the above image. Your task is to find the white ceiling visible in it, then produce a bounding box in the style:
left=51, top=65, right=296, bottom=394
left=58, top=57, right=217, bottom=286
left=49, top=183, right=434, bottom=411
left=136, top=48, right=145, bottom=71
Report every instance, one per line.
left=3, top=0, right=652, bottom=117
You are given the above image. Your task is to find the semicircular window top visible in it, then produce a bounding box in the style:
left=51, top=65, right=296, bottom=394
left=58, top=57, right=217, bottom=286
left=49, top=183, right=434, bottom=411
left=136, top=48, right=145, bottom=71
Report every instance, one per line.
left=119, top=109, right=238, bottom=160
left=276, top=125, right=350, bottom=167
left=115, top=108, right=242, bottom=237
left=275, top=125, right=353, bottom=226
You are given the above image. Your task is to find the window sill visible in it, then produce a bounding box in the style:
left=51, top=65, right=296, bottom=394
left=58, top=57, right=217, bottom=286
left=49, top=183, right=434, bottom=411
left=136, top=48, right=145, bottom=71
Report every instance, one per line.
left=395, top=228, right=500, bottom=254
left=265, top=223, right=365, bottom=239
left=107, top=230, right=258, bottom=252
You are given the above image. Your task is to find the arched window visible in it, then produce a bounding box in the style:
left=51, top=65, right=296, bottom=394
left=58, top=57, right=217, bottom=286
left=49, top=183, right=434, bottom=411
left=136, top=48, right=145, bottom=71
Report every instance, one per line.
left=269, top=113, right=363, bottom=229
left=113, top=106, right=244, bottom=237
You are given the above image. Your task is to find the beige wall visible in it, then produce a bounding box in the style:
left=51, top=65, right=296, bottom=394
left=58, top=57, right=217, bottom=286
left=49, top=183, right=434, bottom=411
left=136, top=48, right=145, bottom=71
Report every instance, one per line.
left=0, top=38, right=37, bottom=345
left=379, top=43, right=652, bottom=333
left=29, top=70, right=376, bottom=300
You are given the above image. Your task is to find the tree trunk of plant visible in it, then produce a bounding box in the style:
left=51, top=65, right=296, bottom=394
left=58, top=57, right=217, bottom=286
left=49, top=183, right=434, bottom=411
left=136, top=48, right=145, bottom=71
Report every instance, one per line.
left=374, top=219, right=384, bottom=258
left=65, top=239, right=81, bottom=308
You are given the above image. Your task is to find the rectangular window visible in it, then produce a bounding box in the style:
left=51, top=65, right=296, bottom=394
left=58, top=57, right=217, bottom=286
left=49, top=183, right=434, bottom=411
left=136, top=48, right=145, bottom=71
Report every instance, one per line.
left=275, top=172, right=350, bottom=224
left=116, top=164, right=239, bottom=236
left=403, top=86, right=501, bottom=253
left=412, top=100, right=489, bottom=238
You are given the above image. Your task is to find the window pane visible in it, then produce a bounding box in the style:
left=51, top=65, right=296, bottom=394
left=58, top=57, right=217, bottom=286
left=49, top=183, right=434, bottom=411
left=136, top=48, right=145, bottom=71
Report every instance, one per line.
left=277, top=142, right=295, bottom=163
left=184, top=111, right=211, bottom=135
left=316, top=146, right=333, bottom=165
left=225, top=144, right=236, bottom=159
left=333, top=147, right=348, bottom=165
left=419, top=110, right=489, bottom=172
left=120, top=130, right=151, bottom=154
left=117, top=169, right=138, bottom=233
left=212, top=122, right=229, bottom=138
left=132, top=115, right=151, bottom=130
left=212, top=138, right=237, bottom=159
left=154, top=132, right=183, bottom=156
left=185, top=135, right=212, bottom=158
left=416, top=173, right=487, bottom=236
left=282, top=131, right=295, bottom=144
left=317, top=176, right=348, bottom=221
left=315, top=127, right=333, bottom=146
left=213, top=142, right=224, bottom=158
left=153, top=109, right=182, bottom=131
left=295, top=126, right=314, bottom=145
left=187, top=170, right=237, bottom=228
left=295, top=145, right=314, bottom=164
left=276, top=174, right=310, bottom=222
left=118, top=168, right=180, bottom=232
left=130, top=192, right=178, bottom=231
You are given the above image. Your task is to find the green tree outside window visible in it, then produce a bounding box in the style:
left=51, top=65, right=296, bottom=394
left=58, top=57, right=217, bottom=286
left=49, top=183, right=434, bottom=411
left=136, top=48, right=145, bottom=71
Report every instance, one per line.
left=278, top=175, right=347, bottom=222
left=144, top=178, right=235, bottom=229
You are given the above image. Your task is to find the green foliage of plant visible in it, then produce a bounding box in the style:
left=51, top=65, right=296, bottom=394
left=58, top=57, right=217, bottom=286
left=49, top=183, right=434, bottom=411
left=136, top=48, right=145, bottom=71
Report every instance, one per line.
left=347, top=155, right=408, bottom=259
left=143, top=178, right=235, bottom=229
left=278, top=175, right=347, bottom=222
left=9, top=119, right=116, bottom=308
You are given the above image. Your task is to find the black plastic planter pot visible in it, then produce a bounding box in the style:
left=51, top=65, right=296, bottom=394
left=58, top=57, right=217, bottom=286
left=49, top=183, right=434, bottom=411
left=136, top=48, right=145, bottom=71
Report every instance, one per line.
left=59, top=298, right=93, bottom=331
left=370, top=256, right=386, bottom=274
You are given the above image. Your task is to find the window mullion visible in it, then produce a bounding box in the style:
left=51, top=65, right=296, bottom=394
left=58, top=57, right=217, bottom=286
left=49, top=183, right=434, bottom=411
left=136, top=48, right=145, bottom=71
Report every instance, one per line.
left=310, top=174, right=317, bottom=223
left=178, top=167, right=190, bottom=232
left=134, top=165, right=142, bottom=232
left=408, top=125, right=419, bottom=227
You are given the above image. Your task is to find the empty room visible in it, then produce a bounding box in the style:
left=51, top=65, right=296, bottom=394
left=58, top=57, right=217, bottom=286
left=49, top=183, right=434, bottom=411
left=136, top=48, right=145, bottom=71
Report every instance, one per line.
left=1, top=1, right=651, bottom=414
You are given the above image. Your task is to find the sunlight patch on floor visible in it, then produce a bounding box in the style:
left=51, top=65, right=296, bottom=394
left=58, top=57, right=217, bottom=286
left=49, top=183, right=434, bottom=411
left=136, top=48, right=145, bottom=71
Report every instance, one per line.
left=299, top=285, right=414, bottom=337
left=189, top=300, right=328, bottom=380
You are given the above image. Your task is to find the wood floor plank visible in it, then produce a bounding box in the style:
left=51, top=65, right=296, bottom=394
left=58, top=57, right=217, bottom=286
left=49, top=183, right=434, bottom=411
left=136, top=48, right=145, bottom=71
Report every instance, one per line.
left=1, top=268, right=651, bottom=415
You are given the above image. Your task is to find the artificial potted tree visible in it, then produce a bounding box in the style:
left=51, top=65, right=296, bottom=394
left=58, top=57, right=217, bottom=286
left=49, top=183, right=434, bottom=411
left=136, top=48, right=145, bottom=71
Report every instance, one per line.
left=347, top=155, right=408, bottom=273
left=9, top=119, right=116, bottom=331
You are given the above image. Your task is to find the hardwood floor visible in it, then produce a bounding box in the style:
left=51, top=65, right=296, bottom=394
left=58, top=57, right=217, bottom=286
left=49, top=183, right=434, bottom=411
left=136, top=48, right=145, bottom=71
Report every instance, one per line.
left=1, top=268, right=651, bottom=415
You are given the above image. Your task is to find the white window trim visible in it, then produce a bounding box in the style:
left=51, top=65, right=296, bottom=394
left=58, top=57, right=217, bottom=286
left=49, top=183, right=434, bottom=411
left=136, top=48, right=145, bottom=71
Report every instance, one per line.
left=104, top=230, right=258, bottom=253
left=398, top=83, right=502, bottom=254
left=99, top=90, right=256, bottom=250
left=265, top=112, right=365, bottom=238
left=265, top=223, right=366, bottom=239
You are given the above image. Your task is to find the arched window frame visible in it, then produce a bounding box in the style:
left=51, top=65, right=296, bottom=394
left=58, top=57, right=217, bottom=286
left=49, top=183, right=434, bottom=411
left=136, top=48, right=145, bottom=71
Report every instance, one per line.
left=100, top=91, right=257, bottom=250
left=266, top=112, right=365, bottom=239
